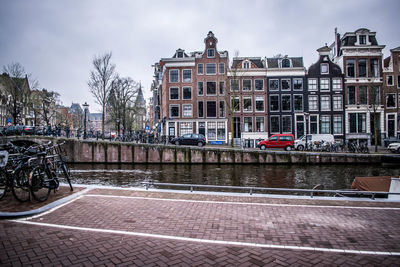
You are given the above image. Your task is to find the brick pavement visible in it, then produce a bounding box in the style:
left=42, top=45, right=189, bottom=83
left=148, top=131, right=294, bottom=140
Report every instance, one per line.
left=1, top=188, right=400, bottom=266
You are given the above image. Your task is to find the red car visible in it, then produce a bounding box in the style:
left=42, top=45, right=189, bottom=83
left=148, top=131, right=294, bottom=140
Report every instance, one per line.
left=257, top=134, right=295, bottom=151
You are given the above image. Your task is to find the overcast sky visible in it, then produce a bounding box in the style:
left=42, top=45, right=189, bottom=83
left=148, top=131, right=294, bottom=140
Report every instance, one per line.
left=1, top=0, right=399, bottom=113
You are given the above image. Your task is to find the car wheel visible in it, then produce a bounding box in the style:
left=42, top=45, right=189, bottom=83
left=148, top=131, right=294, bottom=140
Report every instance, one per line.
left=260, top=145, right=266, bottom=150
left=297, top=145, right=304, bottom=151
left=285, top=146, right=292, bottom=151
left=175, top=141, right=180, bottom=146
left=198, top=142, right=203, bottom=147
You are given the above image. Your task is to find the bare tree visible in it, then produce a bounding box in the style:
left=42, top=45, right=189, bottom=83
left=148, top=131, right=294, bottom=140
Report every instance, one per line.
left=369, top=85, right=382, bottom=152
left=88, top=52, right=116, bottom=139
left=1, top=62, right=31, bottom=125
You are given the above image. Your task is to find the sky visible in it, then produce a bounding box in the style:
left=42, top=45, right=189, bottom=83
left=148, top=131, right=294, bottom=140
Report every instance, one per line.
left=1, top=0, right=399, bottom=113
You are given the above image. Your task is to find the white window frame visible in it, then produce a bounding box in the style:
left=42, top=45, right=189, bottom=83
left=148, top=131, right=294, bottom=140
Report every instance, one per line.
left=255, top=96, right=265, bottom=112
left=206, top=101, right=217, bottom=118
left=282, top=115, right=292, bottom=133
left=182, top=86, right=192, bottom=100
left=332, top=78, right=342, bottom=91
left=281, top=94, right=291, bottom=112
left=206, top=81, right=217, bottom=96
left=218, top=63, right=225, bottom=74
left=170, top=104, right=180, bottom=118
left=255, top=117, right=265, bottom=132
left=206, top=63, right=217, bottom=75
left=169, top=87, right=179, bottom=100
left=219, top=100, right=225, bottom=118
left=387, top=75, right=394, bottom=86
left=242, top=79, right=252, bottom=91
left=333, top=95, right=343, bottom=111
left=182, top=104, right=193, bottom=118
left=333, top=115, right=343, bottom=134
left=232, top=96, right=240, bottom=112
left=320, top=115, right=331, bottom=134
left=243, top=117, right=253, bottom=132
left=320, top=78, right=330, bottom=91
left=269, top=79, right=279, bottom=91
left=182, top=69, right=192, bottom=83
left=320, top=95, right=331, bottom=111
left=230, top=79, right=240, bottom=91
left=308, top=78, right=317, bottom=91
left=270, top=115, right=280, bottom=133
left=308, top=95, right=318, bottom=111
left=219, top=81, right=225, bottom=96
left=255, top=79, right=264, bottom=91
left=197, top=81, right=204, bottom=96
left=386, top=93, right=397, bottom=108
left=207, top=48, right=215, bottom=58
left=169, top=69, right=179, bottom=83
left=243, top=61, right=250, bottom=69
left=281, top=78, right=291, bottom=91
left=293, top=94, right=303, bottom=112
left=293, top=78, right=303, bottom=91
left=197, top=64, right=204, bottom=75
left=269, top=94, right=280, bottom=112
left=320, top=63, right=329, bottom=74
left=243, top=96, right=253, bottom=112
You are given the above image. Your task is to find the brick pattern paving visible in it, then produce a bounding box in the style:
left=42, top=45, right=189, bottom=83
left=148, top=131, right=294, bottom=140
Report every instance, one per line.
left=1, top=221, right=399, bottom=266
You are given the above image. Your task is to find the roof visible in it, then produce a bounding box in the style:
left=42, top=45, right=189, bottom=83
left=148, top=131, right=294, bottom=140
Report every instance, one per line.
left=384, top=56, right=391, bottom=68
left=232, top=57, right=264, bottom=69
left=266, top=57, right=304, bottom=68
left=390, top=46, right=400, bottom=52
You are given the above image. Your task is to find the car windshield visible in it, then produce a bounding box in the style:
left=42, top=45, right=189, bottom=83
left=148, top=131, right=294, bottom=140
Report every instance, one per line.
left=183, top=134, right=192, bottom=138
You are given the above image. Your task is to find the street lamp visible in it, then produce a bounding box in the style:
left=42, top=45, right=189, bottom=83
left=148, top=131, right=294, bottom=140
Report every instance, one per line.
left=304, top=112, right=309, bottom=150
left=83, top=102, right=89, bottom=139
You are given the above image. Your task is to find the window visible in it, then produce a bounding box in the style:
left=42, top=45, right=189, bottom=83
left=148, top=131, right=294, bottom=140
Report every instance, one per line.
left=358, top=59, right=367, bottom=77
left=308, top=78, right=317, bottom=91
left=281, top=58, right=291, bottom=68
left=310, top=115, right=318, bottom=134
left=197, top=64, right=204, bottom=75
left=206, top=81, right=216, bottom=95
left=370, top=59, right=379, bottom=77
left=281, top=95, right=291, bottom=111
left=177, top=51, right=184, bottom=58
left=219, top=63, right=225, bottom=74
left=198, top=82, right=204, bottom=95
left=320, top=78, right=330, bottom=91
left=169, top=69, right=179, bottom=82
left=347, top=86, right=356, bottom=105
left=182, top=87, right=192, bottom=100
left=180, top=122, right=193, bottom=135
left=387, top=75, right=394, bottom=86
left=243, top=79, right=251, bottom=91
left=359, top=86, right=368, bottom=105
left=308, top=95, right=318, bottom=111
left=332, top=78, right=342, bottom=90
left=217, top=122, right=225, bottom=140
left=170, top=105, right=179, bottom=117
left=346, top=59, right=355, bottom=77
left=207, top=49, right=215, bottom=58
left=169, top=87, right=179, bottom=100
left=320, top=63, right=329, bottom=74
left=182, top=69, right=192, bottom=82
left=333, top=95, right=343, bottom=110
left=270, top=95, right=279, bottom=111
left=230, top=79, right=239, bottom=91
left=232, top=96, right=240, bottom=112
left=168, top=122, right=175, bottom=136
left=244, top=117, right=253, bottom=132
left=270, top=116, right=280, bottom=133
left=206, top=101, right=216, bottom=117
left=182, top=104, right=192, bottom=117
left=333, top=116, right=343, bottom=134
left=282, top=116, right=292, bottom=133
left=243, top=97, right=252, bottom=112
left=294, top=95, right=303, bottom=111
left=281, top=79, right=291, bottom=90
left=349, top=113, right=366, bottom=133
left=206, top=63, right=216, bottom=75
left=359, top=35, right=366, bottom=45
left=219, top=81, right=225, bottom=95
left=269, top=79, right=279, bottom=91
left=255, top=96, right=264, bottom=112
left=320, top=95, right=330, bottom=111
left=256, top=117, right=265, bottom=132
left=207, top=122, right=216, bottom=140
left=255, top=79, right=264, bottom=91
left=386, top=94, right=396, bottom=108
left=198, top=101, right=204, bottom=117
left=243, top=61, right=250, bottom=69
left=293, top=78, right=303, bottom=90
left=320, top=116, right=330, bottom=134
left=219, top=101, right=225, bottom=117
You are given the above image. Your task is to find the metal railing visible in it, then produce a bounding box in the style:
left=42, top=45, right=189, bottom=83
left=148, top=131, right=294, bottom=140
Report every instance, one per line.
left=141, top=181, right=400, bottom=200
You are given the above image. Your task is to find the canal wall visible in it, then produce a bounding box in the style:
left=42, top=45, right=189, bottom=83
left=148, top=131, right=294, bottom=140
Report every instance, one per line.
left=8, top=136, right=400, bottom=164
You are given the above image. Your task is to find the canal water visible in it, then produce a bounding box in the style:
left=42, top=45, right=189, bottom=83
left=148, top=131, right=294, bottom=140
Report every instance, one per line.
left=69, top=163, right=400, bottom=190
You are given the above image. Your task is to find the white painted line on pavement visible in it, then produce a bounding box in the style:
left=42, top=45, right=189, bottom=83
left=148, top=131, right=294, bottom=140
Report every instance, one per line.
left=10, top=219, right=400, bottom=256
left=83, top=194, right=400, bottom=210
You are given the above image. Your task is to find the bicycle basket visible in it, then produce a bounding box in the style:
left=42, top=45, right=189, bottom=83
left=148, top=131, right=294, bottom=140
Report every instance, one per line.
left=0, top=150, right=9, bottom=167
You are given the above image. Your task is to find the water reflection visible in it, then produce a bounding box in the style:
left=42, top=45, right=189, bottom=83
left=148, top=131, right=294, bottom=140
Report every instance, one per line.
left=68, top=163, right=400, bottom=190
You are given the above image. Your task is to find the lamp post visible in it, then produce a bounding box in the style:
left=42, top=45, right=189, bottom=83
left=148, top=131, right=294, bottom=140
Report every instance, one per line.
left=304, top=112, right=309, bottom=150
left=83, top=102, right=89, bottom=139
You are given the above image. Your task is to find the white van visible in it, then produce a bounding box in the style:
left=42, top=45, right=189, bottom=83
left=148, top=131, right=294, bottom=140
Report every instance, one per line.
left=294, top=134, right=335, bottom=151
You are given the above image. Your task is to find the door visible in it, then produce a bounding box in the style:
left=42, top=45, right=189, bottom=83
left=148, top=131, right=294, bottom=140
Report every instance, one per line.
left=198, top=122, right=206, bottom=136
left=168, top=122, right=175, bottom=138
left=266, top=135, right=278, bottom=148
left=296, top=115, right=305, bottom=139
left=388, top=115, right=395, bottom=138
left=233, top=117, right=241, bottom=138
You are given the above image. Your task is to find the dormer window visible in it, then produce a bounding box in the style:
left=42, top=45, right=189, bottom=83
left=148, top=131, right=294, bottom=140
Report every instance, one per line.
left=281, top=58, right=291, bottom=68
left=359, top=35, right=366, bottom=45
left=243, top=61, right=250, bottom=69
left=177, top=51, right=184, bottom=58
left=320, top=63, right=329, bottom=74
left=207, top=49, right=215, bottom=58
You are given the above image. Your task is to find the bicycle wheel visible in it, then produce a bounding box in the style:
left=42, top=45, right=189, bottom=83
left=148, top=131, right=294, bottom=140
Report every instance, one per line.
left=30, top=166, right=51, bottom=202
left=0, top=169, right=7, bottom=200
left=12, top=168, right=31, bottom=202
left=57, top=161, right=73, bottom=191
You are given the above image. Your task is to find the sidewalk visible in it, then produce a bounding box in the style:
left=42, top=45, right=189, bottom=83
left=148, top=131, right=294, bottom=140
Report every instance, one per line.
left=1, top=186, right=400, bottom=266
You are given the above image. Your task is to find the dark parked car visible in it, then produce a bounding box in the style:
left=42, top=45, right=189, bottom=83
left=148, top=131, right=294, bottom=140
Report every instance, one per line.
left=22, top=126, right=35, bottom=135
left=171, top=133, right=206, bottom=147
left=5, top=125, right=24, bottom=136
left=34, top=126, right=46, bottom=135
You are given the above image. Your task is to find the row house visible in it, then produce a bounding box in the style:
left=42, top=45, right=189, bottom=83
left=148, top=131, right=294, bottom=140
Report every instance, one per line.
left=382, top=47, right=400, bottom=139
left=229, top=57, right=268, bottom=147
left=159, top=31, right=229, bottom=143
left=266, top=56, right=306, bottom=139
left=306, top=46, right=345, bottom=142
left=331, top=28, right=385, bottom=146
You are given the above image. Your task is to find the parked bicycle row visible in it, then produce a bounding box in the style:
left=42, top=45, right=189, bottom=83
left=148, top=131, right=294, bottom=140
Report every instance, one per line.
left=0, top=140, right=73, bottom=202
